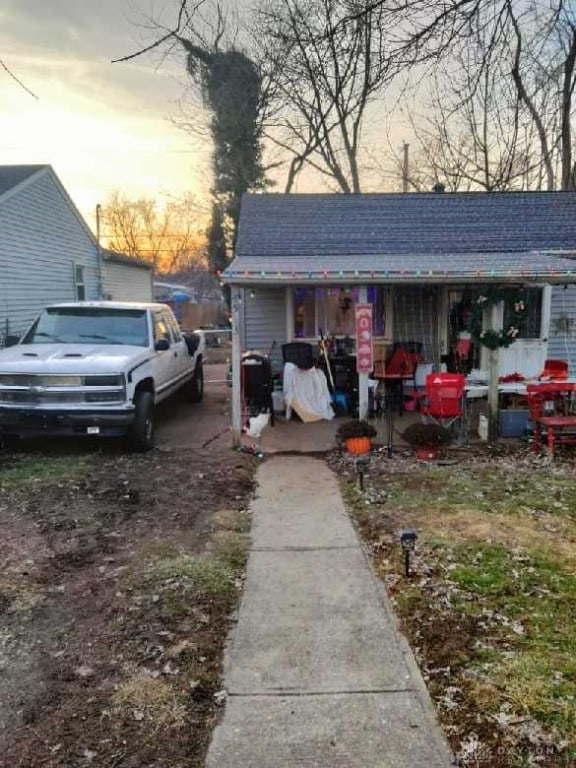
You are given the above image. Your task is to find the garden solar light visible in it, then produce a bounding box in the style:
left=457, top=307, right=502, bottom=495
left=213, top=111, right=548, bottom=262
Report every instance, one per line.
left=400, top=529, right=418, bottom=577
left=355, top=456, right=370, bottom=491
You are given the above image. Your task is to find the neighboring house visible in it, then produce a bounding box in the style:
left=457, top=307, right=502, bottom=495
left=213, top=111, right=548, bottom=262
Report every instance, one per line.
left=153, top=281, right=226, bottom=329
left=0, top=165, right=152, bottom=345
left=223, top=191, right=576, bottom=429
left=104, top=250, right=153, bottom=302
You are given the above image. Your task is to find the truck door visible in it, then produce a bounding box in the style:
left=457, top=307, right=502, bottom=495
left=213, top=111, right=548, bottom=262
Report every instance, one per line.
left=153, top=310, right=177, bottom=398
left=162, top=310, right=192, bottom=385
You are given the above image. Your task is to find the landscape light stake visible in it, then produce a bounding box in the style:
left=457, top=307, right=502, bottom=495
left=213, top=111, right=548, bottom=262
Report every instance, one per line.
left=400, top=529, right=418, bottom=577
left=355, top=456, right=370, bottom=491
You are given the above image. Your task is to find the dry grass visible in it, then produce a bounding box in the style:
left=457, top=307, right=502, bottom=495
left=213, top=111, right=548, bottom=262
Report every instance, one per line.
left=336, top=449, right=576, bottom=763
left=414, top=509, right=576, bottom=566
left=113, top=677, right=187, bottom=730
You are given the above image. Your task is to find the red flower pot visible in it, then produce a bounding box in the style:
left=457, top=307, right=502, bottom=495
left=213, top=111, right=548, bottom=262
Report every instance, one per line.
left=415, top=445, right=439, bottom=461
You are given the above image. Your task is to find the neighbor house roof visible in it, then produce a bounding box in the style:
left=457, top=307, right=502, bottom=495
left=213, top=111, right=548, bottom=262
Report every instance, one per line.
left=224, top=192, right=576, bottom=284
left=0, top=165, right=46, bottom=199
left=104, top=249, right=152, bottom=271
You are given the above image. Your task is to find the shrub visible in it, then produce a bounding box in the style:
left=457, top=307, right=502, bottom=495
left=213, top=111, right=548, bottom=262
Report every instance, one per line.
left=336, top=419, right=377, bottom=442
left=401, top=423, right=453, bottom=447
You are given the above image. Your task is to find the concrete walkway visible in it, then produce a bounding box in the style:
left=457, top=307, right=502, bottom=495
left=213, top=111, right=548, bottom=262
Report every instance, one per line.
left=206, top=456, right=455, bottom=768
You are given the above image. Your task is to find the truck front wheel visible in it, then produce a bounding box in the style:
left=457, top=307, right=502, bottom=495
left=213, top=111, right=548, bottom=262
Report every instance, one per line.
left=128, top=391, right=155, bottom=452
left=187, top=361, right=204, bottom=403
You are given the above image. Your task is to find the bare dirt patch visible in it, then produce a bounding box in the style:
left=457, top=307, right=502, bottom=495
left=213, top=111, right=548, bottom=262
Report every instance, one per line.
left=0, top=439, right=257, bottom=768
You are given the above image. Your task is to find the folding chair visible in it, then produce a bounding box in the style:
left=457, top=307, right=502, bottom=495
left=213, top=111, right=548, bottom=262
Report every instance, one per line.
left=281, top=342, right=317, bottom=370
left=420, top=373, right=466, bottom=430
left=377, top=342, right=422, bottom=415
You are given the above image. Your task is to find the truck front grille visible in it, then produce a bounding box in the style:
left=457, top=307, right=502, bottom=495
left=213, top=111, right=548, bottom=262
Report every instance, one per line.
left=0, top=374, right=126, bottom=406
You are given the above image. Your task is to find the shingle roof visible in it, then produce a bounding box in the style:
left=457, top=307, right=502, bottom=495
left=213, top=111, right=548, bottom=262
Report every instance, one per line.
left=0, top=165, right=47, bottom=198
left=225, top=192, right=576, bottom=283
left=104, top=249, right=152, bottom=271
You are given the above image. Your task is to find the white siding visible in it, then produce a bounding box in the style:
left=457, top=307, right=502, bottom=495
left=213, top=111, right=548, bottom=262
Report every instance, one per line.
left=548, top=284, right=576, bottom=374
left=104, top=261, right=153, bottom=302
left=0, top=169, right=100, bottom=343
left=243, top=288, right=287, bottom=370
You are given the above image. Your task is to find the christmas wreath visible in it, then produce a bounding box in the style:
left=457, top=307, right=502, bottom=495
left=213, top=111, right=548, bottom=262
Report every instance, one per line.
left=467, top=288, right=528, bottom=350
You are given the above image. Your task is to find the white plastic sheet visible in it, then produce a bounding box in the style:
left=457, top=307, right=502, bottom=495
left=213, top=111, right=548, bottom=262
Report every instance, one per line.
left=282, top=362, right=334, bottom=422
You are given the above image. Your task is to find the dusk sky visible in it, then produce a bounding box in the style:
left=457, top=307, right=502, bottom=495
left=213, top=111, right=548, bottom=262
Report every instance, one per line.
left=0, top=0, right=211, bottom=230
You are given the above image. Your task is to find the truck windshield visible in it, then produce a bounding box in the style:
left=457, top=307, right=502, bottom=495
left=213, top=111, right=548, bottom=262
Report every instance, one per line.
left=22, top=308, right=149, bottom=347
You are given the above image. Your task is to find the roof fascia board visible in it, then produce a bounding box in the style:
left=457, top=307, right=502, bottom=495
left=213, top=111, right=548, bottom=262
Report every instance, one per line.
left=0, top=165, right=99, bottom=247
left=223, top=276, right=576, bottom=286
left=45, top=166, right=99, bottom=244
left=0, top=165, right=48, bottom=205
left=104, top=254, right=152, bottom=271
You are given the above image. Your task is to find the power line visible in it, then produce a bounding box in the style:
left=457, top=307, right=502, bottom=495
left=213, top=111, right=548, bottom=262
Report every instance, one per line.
left=0, top=59, right=39, bottom=100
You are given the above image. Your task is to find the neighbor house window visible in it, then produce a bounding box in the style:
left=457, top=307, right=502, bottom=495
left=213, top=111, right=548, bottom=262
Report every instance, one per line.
left=292, top=286, right=386, bottom=338
left=75, top=264, right=86, bottom=300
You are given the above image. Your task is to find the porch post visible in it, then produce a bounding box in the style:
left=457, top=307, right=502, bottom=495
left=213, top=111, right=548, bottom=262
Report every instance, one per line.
left=231, top=289, right=243, bottom=445
left=485, top=301, right=501, bottom=441
left=358, top=285, right=369, bottom=419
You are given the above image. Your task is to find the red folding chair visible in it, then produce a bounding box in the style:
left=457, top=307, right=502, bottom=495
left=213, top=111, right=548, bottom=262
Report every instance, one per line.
left=420, top=373, right=466, bottom=429
left=379, top=345, right=422, bottom=415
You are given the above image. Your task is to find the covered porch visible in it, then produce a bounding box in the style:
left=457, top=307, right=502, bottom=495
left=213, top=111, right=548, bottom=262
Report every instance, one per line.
left=224, top=192, right=576, bottom=445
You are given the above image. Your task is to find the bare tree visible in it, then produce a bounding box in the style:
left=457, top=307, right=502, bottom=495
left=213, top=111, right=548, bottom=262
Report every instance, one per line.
left=101, top=191, right=206, bottom=275
left=255, top=0, right=391, bottom=193
left=339, top=0, right=576, bottom=190
left=395, top=35, right=544, bottom=192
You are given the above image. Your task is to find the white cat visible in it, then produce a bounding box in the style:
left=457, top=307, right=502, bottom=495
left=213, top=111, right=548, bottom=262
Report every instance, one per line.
left=246, top=412, right=271, bottom=438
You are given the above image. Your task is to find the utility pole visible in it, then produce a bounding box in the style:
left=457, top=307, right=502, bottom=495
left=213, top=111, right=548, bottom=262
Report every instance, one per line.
left=402, top=142, right=409, bottom=194
left=95, top=203, right=104, bottom=299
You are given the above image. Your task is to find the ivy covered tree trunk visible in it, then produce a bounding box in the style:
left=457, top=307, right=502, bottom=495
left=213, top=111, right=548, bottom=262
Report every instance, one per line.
left=179, top=39, right=266, bottom=287
left=206, top=201, right=229, bottom=305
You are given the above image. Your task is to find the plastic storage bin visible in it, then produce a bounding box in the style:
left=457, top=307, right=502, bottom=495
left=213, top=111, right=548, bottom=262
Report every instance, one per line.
left=499, top=409, right=529, bottom=438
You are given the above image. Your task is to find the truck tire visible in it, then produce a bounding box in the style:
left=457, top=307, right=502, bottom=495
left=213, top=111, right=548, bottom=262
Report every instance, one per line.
left=128, top=391, right=155, bottom=452
left=187, top=360, right=204, bottom=403
left=0, top=434, right=20, bottom=450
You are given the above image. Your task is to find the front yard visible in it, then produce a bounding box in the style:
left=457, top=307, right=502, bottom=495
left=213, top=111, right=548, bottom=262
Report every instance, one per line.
left=2, top=433, right=576, bottom=768
left=330, top=443, right=576, bottom=767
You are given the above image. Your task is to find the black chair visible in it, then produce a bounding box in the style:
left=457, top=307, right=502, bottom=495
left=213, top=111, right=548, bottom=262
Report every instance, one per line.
left=281, top=342, right=316, bottom=370
left=241, top=352, right=275, bottom=426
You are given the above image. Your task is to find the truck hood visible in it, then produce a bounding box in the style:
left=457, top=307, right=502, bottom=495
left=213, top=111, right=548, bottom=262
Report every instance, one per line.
left=0, top=344, right=152, bottom=375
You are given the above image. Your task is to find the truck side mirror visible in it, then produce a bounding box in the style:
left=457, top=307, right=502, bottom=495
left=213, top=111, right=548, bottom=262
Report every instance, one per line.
left=155, top=338, right=170, bottom=351
left=183, top=333, right=200, bottom=355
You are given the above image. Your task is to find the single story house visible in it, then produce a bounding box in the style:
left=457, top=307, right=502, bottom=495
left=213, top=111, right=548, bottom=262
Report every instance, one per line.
left=103, top=250, right=154, bottom=303
left=0, top=165, right=153, bottom=346
left=223, top=191, right=576, bottom=438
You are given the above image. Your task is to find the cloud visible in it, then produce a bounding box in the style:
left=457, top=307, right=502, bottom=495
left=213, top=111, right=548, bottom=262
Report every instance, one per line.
left=0, top=1, right=212, bottom=222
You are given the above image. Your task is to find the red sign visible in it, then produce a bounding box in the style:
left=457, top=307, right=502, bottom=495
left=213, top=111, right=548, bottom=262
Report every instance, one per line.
left=355, top=303, right=373, bottom=374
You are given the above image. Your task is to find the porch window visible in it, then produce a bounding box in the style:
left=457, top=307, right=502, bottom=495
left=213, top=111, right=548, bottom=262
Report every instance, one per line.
left=503, top=287, right=542, bottom=338
left=292, top=286, right=386, bottom=338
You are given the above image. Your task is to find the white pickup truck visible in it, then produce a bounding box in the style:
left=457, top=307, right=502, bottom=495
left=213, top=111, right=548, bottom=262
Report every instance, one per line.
left=0, top=301, right=205, bottom=451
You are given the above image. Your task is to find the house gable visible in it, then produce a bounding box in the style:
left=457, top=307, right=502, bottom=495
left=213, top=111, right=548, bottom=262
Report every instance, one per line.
left=0, top=166, right=100, bottom=341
